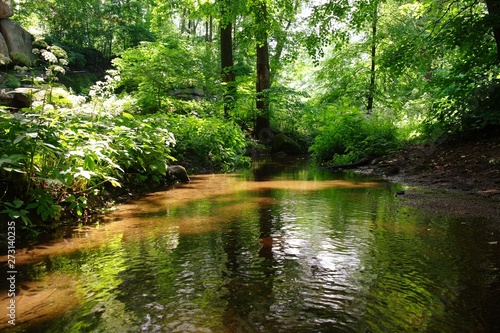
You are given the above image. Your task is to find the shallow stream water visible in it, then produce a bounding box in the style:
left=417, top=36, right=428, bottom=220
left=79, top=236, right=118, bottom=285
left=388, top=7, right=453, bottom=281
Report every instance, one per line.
left=1, top=158, right=500, bottom=332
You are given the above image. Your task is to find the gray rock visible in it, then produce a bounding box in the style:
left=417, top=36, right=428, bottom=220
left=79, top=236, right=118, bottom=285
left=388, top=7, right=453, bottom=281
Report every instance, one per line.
left=0, top=19, right=34, bottom=66
left=0, top=32, right=10, bottom=63
left=0, top=1, right=13, bottom=19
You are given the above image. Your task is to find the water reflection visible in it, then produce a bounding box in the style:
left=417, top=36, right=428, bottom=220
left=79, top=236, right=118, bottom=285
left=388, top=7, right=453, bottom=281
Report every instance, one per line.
left=1, top=158, right=499, bottom=332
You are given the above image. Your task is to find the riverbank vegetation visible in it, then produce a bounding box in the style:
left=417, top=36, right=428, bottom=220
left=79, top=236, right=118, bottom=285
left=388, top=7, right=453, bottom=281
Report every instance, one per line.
left=1, top=0, right=499, bottom=239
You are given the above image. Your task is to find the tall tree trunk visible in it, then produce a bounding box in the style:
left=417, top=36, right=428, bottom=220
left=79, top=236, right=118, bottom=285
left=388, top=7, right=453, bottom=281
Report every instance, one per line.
left=180, top=9, right=187, bottom=34
left=206, top=16, right=213, bottom=42
left=486, top=0, right=500, bottom=62
left=255, top=40, right=271, bottom=137
left=254, top=1, right=271, bottom=142
left=367, top=1, right=378, bottom=113
left=220, top=9, right=236, bottom=117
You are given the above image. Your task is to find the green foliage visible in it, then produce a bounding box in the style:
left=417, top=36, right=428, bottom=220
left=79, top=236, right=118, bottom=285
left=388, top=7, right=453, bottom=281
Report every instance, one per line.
left=309, top=106, right=399, bottom=163
left=31, top=38, right=70, bottom=92
left=424, top=65, right=500, bottom=135
left=0, top=86, right=176, bottom=230
left=167, top=114, right=250, bottom=172
left=374, top=0, right=500, bottom=137
left=20, top=0, right=155, bottom=61
left=1, top=200, right=31, bottom=226
left=0, top=68, right=251, bottom=234
left=59, top=72, right=105, bottom=94
left=265, top=86, right=316, bottom=148
left=113, top=37, right=219, bottom=113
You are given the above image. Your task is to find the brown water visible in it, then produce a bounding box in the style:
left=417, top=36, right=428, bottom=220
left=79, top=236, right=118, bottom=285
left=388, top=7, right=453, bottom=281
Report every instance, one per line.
left=1, top=158, right=500, bottom=332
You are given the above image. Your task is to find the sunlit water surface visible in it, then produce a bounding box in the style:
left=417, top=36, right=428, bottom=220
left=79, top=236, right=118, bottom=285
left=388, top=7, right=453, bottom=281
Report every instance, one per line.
left=1, top=158, right=500, bottom=332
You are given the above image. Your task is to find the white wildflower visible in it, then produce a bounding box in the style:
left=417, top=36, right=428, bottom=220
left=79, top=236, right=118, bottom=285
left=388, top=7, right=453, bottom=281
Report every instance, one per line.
left=43, top=104, right=55, bottom=112
left=52, top=65, right=66, bottom=75
left=34, top=76, right=45, bottom=84
left=68, top=94, right=86, bottom=107
left=41, top=50, right=58, bottom=64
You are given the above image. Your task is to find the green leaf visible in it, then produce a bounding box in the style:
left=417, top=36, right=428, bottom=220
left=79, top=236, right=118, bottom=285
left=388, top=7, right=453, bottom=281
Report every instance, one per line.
left=20, top=214, right=32, bottom=226
left=104, top=175, right=122, bottom=187
left=0, top=154, right=25, bottom=166
left=12, top=200, right=24, bottom=209
left=74, top=167, right=95, bottom=180
left=84, top=155, right=96, bottom=171
left=43, top=142, right=59, bottom=150
left=122, top=112, right=135, bottom=120
left=65, top=195, right=76, bottom=202
left=14, top=135, right=26, bottom=144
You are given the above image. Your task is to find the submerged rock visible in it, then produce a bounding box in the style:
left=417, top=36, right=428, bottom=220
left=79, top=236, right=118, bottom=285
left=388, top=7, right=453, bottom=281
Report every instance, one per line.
left=167, top=165, right=191, bottom=183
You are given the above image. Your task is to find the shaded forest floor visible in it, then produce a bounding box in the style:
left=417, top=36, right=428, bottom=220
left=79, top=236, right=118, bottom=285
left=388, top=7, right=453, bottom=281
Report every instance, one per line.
left=360, top=126, right=500, bottom=223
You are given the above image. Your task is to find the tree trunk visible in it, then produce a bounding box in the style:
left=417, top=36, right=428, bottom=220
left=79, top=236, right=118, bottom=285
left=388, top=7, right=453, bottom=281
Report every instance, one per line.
left=180, top=9, right=187, bottom=34
left=254, top=2, right=271, bottom=142
left=486, top=0, right=500, bottom=62
left=220, top=13, right=236, bottom=117
left=206, top=16, right=213, bottom=42
left=255, top=40, right=271, bottom=136
left=367, top=1, right=378, bottom=113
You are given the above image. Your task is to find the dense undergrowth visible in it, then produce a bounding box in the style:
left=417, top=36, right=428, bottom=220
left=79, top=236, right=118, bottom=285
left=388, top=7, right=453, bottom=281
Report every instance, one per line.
left=308, top=105, right=401, bottom=165
left=1, top=98, right=248, bottom=236
left=0, top=43, right=250, bottom=239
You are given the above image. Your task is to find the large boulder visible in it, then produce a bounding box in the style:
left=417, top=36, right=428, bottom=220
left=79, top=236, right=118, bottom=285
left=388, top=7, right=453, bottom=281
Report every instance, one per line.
left=0, top=32, right=10, bottom=64
left=0, top=19, right=34, bottom=66
left=0, top=1, right=13, bottom=19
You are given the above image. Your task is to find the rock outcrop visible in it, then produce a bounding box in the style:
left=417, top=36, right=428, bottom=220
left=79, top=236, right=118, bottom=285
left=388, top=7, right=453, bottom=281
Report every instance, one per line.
left=0, top=0, right=34, bottom=66
left=0, top=0, right=13, bottom=19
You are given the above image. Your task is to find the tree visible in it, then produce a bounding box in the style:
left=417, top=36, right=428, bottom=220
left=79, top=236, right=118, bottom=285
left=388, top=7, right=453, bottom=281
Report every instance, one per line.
left=367, top=0, right=378, bottom=113
left=219, top=0, right=237, bottom=117
left=486, top=0, right=500, bottom=62
left=251, top=0, right=272, bottom=141
left=18, top=0, right=155, bottom=64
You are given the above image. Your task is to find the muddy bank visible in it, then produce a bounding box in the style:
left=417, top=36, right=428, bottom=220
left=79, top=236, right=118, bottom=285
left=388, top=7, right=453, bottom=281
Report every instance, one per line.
left=357, top=126, right=500, bottom=224
left=362, top=127, right=500, bottom=196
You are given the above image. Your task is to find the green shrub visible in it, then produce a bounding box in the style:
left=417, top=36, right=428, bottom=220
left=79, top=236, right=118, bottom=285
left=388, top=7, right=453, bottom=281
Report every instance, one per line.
left=424, top=65, right=500, bottom=135
left=0, top=97, right=176, bottom=230
left=167, top=114, right=250, bottom=172
left=112, top=35, right=220, bottom=114
left=113, top=39, right=200, bottom=112
left=309, top=106, right=399, bottom=163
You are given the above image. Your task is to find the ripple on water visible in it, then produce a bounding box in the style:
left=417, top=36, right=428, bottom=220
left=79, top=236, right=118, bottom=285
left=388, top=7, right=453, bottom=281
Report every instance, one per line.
left=15, top=166, right=500, bottom=333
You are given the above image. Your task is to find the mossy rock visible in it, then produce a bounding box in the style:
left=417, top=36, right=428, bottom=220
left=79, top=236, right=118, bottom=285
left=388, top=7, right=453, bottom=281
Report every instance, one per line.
left=271, top=133, right=302, bottom=155
left=10, top=51, right=33, bottom=67
left=4, top=75, right=20, bottom=88
left=0, top=53, right=11, bottom=66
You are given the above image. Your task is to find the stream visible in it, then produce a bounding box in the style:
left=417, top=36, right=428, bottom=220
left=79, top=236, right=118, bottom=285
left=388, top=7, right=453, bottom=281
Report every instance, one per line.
left=1, top=158, right=499, bottom=332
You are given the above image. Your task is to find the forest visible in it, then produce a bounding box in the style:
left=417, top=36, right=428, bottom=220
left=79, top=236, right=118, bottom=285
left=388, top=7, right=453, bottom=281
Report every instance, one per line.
left=1, top=0, right=499, bottom=238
